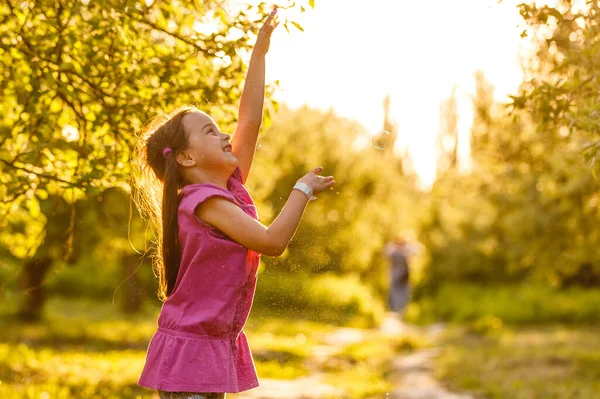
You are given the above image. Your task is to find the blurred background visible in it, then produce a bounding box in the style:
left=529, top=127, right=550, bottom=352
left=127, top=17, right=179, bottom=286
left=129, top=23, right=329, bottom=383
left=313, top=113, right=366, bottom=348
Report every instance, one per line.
left=1, top=0, right=599, bottom=398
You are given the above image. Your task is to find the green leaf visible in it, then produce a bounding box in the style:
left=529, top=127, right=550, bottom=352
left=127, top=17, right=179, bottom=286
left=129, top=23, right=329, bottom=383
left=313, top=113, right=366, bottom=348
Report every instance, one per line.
left=217, top=8, right=229, bottom=25
left=291, top=21, right=304, bottom=32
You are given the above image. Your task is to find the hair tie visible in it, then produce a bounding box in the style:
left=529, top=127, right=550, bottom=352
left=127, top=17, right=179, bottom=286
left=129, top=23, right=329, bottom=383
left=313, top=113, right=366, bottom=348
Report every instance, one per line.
left=162, top=147, right=173, bottom=158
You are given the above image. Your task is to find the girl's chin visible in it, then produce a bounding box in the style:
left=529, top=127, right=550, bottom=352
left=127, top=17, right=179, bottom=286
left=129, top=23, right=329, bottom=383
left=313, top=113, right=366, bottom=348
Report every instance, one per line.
left=225, top=155, right=239, bottom=169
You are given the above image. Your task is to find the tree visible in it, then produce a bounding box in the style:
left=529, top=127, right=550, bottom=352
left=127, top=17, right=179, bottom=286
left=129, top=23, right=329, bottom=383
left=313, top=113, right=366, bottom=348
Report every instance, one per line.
left=436, top=86, right=459, bottom=175
left=470, top=69, right=495, bottom=163
left=512, top=1, right=600, bottom=174
left=0, top=0, right=310, bottom=317
left=420, top=70, right=600, bottom=289
left=0, top=0, right=286, bottom=205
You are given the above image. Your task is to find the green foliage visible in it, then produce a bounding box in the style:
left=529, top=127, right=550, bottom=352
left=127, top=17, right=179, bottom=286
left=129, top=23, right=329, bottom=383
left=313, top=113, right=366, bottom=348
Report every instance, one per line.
left=0, top=184, right=155, bottom=317
left=417, top=3, right=600, bottom=294
left=436, top=325, right=600, bottom=399
left=248, top=105, right=420, bottom=292
left=46, top=255, right=154, bottom=300
left=254, top=269, right=385, bottom=328
left=419, top=71, right=600, bottom=288
left=0, top=0, right=303, bottom=258
left=513, top=1, right=600, bottom=173
left=406, top=282, right=600, bottom=326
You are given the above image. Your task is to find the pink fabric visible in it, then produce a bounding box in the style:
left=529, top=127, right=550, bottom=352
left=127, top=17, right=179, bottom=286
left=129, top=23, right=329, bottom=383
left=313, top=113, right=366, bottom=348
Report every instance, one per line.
left=138, top=168, right=261, bottom=393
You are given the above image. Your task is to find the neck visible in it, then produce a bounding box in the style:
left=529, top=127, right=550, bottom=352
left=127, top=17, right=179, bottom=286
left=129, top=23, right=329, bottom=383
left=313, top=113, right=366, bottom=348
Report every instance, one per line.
left=183, top=167, right=231, bottom=189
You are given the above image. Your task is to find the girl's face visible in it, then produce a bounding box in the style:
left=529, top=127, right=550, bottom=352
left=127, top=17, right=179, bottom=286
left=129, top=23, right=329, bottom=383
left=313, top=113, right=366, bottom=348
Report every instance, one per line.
left=180, top=112, right=238, bottom=173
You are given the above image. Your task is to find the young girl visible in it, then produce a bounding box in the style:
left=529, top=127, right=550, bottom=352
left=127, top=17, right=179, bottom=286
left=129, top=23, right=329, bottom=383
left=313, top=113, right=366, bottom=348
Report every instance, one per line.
left=134, top=8, right=336, bottom=399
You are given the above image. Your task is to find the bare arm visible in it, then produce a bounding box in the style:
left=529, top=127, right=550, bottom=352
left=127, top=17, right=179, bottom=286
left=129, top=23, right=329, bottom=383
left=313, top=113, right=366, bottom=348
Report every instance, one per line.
left=196, top=167, right=335, bottom=257
left=232, top=53, right=265, bottom=184
left=196, top=189, right=309, bottom=257
left=232, top=8, right=278, bottom=183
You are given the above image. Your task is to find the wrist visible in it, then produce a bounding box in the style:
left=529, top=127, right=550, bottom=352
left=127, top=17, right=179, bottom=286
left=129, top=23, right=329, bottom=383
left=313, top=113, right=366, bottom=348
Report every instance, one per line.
left=293, top=182, right=316, bottom=201
left=251, top=50, right=267, bottom=60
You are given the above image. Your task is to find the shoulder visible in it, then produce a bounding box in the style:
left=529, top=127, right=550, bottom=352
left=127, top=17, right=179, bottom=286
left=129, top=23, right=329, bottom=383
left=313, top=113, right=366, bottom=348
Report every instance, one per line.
left=179, top=183, right=238, bottom=217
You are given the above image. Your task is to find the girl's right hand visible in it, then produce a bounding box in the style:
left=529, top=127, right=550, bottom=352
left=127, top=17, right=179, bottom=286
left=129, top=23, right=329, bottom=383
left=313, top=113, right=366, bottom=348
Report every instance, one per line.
left=298, top=166, right=336, bottom=197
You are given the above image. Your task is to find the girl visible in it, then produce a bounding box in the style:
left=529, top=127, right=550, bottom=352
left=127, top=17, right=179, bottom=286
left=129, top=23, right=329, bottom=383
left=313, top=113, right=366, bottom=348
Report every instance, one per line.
left=134, top=8, right=336, bottom=399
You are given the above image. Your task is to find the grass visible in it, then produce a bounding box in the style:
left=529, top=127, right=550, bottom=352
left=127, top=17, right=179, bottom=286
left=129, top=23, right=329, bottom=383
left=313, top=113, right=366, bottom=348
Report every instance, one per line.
left=6, top=283, right=597, bottom=398
left=6, top=304, right=597, bottom=399
left=405, top=282, right=600, bottom=325
left=435, top=325, right=600, bottom=399
left=0, top=296, right=405, bottom=398
left=405, top=283, right=600, bottom=398
left=0, top=344, right=148, bottom=398
left=0, top=298, right=160, bottom=399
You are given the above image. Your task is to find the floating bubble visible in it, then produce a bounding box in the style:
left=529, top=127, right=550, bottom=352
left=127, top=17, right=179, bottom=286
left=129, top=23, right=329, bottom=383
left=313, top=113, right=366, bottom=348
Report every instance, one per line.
left=372, top=130, right=392, bottom=150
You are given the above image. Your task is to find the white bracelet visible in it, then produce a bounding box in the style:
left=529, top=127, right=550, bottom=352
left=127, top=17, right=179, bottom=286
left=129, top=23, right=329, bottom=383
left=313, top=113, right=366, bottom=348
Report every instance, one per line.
left=293, top=182, right=317, bottom=201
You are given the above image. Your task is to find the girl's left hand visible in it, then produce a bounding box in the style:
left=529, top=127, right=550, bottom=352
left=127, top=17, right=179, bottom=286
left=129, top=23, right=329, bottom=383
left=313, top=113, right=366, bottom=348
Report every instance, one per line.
left=254, top=7, right=279, bottom=56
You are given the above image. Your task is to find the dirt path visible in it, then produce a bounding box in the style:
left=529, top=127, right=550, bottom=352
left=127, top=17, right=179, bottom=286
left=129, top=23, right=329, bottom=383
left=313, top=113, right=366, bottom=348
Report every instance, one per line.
left=234, top=327, right=364, bottom=399
left=382, top=314, right=473, bottom=399
left=235, top=315, right=472, bottom=399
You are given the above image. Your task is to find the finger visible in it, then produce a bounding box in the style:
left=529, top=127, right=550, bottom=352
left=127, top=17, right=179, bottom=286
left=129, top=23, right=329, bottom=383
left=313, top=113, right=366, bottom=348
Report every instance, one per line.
left=317, top=176, right=334, bottom=182
left=312, top=166, right=324, bottom=174
left=264, top=7, right=278, bottom=24
left=320, top=180, right=336, bottom=190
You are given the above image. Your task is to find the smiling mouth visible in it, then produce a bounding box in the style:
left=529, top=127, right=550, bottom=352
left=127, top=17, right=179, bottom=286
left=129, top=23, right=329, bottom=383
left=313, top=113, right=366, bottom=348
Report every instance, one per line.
left=223, top=144, right=232, bottom=152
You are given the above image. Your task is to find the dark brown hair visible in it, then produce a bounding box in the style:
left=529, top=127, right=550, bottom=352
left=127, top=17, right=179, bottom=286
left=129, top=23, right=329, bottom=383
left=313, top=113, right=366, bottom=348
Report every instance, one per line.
left=132, top=105, right=198, bottom=301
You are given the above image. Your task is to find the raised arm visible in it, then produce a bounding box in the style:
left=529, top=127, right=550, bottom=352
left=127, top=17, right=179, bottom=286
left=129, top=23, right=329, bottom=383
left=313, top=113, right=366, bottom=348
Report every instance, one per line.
left=196, top=167, right=335, bottom=256
left=232, top=8, right=278, bottom=184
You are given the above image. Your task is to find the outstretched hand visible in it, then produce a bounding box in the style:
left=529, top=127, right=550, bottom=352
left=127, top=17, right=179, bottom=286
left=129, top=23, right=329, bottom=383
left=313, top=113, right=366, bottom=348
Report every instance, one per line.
left=298, top=166, right=336, bottom=198
left=254, top=7, right=279, bottom=56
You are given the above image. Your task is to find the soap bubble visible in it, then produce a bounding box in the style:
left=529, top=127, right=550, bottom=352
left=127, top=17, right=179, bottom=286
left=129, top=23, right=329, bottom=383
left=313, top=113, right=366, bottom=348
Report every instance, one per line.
left=372, top=130, right=392, bottom=150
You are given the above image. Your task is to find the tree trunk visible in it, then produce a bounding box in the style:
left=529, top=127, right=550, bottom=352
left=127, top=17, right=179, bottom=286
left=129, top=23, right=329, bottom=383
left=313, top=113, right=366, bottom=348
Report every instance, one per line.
left=20, top=257, right=53, bottom=321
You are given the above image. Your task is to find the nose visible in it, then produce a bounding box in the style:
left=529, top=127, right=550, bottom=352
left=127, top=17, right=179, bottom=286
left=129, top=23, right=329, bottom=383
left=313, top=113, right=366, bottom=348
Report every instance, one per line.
left=222, top=132, right=231, bottom=142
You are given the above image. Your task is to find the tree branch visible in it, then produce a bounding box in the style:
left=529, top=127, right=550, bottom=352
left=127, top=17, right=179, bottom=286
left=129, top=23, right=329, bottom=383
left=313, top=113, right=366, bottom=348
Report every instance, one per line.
left=127, top=9, right=212, bottom=56
left=16, top=32, right=112, bottom=101
left=0, top=158, right=81, bottom=187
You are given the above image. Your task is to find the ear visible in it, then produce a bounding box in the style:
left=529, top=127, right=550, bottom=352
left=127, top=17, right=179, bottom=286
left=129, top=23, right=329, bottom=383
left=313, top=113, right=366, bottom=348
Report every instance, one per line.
left=176, top=150, right=195, bottom=168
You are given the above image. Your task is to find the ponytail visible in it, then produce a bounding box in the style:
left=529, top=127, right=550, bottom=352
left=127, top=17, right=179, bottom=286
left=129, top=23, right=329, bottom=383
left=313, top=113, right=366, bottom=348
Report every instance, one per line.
left=131, top=105, right=198, bottom=301
left=161, top=150, right=181, bottom=298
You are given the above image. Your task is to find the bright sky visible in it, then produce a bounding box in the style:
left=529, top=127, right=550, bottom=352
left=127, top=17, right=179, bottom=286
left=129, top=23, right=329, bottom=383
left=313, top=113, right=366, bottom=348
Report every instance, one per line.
left=264, top=0, right=533, bottom=188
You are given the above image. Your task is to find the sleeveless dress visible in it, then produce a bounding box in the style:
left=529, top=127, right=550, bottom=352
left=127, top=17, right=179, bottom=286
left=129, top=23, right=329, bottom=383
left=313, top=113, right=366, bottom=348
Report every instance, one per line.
left=138, top=168, right=261, bottom=393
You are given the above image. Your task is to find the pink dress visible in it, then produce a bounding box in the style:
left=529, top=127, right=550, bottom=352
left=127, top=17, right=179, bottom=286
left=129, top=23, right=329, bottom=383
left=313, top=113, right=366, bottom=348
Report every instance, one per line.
left=138, top=168, right=261, bottom=393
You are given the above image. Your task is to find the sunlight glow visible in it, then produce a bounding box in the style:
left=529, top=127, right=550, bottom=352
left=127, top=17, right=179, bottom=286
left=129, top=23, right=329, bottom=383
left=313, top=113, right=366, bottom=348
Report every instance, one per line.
left=263, top=0, right=543, bottom=188
left=61, top=124, right=80, bottom=142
